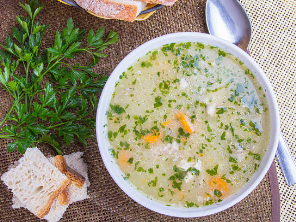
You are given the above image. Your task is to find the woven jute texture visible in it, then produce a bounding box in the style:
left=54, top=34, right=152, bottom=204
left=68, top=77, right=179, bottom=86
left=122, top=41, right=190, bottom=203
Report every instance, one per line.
left=0, top=0, right=287, bottom=221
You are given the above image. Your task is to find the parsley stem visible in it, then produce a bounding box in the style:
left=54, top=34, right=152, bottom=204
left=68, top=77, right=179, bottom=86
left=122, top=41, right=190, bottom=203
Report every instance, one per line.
left=41, top=56, right=65, bottom=79
left=48, top=121, right=74, bottom=129
left=24, top=61, right=31, bottom=112
left=0, top=134, right=17, bottom=139
left=0, top=105, right=14, bottom=127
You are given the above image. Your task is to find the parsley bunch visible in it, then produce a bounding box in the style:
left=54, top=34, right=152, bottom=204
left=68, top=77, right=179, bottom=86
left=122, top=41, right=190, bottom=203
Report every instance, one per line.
left=0, top=0, right=118, bottom=154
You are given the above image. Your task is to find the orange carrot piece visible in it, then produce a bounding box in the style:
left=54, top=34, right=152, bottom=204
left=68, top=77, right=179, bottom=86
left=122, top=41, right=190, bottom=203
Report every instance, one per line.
left=176, top=112, right=193, bottom=134
left=163, top=119, right=172, bottom=127
left=118, top=151, right=130, bottom=168
left=142, top=134, right=160, bottom=143
left=209, top=178, right=228, bottom=195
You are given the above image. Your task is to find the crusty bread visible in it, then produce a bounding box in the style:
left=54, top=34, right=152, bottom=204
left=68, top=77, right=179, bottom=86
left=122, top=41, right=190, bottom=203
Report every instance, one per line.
left=54, top=155, right=71, bottom=205
left=46, top=152, right=89, bottom=222
left=75, top=0, right=147, bottom=22
left=12, top=152, right=89, bottom=222
left=1, top=148, right=71, bottom=219
left=134, top=0, right=176, bottom=6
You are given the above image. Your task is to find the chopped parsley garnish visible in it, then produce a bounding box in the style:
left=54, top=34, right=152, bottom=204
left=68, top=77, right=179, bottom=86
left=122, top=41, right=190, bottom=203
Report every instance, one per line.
left=229, top=156, right=238, bottom=163
left=141, top=61, right=153, bottom=68
left=110, top=104, right=125, bottom=114
left=214, top=189, right=222, bottom=197
left=248, top=151, right=261, bottom=160
left=148, top=168, right=153, bottom=174
left=154, top=96, right=163, bottom=108
left=148, top=177, right=158, bottom=187
left=216, top=108, right=227, bottom=114
left=137, top=167, right=146, bottom=172
left=127, top=157, right=134, bottom=164
left=206, top=164, right=218, bottom=176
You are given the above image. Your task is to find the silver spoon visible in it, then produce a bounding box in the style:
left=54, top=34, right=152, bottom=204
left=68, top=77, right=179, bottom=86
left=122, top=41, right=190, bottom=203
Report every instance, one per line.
left=206, top=0, right=296, bottom=186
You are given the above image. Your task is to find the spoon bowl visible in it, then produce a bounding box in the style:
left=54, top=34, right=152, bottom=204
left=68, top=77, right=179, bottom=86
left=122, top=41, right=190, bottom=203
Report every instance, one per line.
left=206, top=0, right=252, bottom=51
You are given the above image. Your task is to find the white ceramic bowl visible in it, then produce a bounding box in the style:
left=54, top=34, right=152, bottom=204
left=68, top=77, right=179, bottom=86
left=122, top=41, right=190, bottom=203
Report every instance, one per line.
left=96, top=32, right=280, bottom=217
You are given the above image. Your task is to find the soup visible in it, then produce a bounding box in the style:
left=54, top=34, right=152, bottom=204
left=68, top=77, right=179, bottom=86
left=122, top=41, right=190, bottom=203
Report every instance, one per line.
left=106, top=42, right=270, bottom=208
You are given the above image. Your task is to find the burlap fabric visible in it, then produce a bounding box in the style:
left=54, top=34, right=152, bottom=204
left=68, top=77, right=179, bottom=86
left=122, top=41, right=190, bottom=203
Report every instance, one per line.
left=0, top=0, right=293, bottom=221
left=240, top=0, right=296, bottom=221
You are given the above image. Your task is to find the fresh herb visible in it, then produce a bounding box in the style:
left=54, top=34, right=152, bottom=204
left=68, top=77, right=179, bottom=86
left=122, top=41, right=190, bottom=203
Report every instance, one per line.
left=229, top=156, right=238, bottom=163
left=140, top=61, right=153, bottom=68
left=207, top=124, right=212, bottom=132
left=249, top=121, right=262, bottom=136
left=248, top=151, right=261, bottom=160
left=185, top=201, right=197, bottom=208
left=159, top=80, right=170, bottom=95
left=216, top=108, right=227, bottom=114
left=110, top=104, right=125, bottom=114
left=135, top=161, right=140, bottom=170
left=123, top=173, right=130, bottom=180
left=150, top=51, right=158, bottom=61
left=120, top=141, right=130, bottom=150
left=127, top=157, right=134, bottom=164
left=137, top=167, right=146, bottom=172
left=214, top=189, right=222, bottom=197
left=218, top=49, right=226, bottom=57
left=176, top=104, right=183, bottom=110
left=154, top=96, right=163, bottom=108
left=165, top=135, right=174, bottom=144
left=206, top=164, right=219, bottom=176
left=190, top=167, right=200, bottom=176
left=158, top=187, right=164, bottom=197
left=0, top=1, right=118, bottom=154
left=147, top=177, right=158, bottom=187
left=172, top=180, right=182, bottom=190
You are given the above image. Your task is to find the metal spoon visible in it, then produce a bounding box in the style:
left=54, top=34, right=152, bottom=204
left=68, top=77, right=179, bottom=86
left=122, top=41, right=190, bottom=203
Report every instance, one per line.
left=206, top=0, right=296, bottom=186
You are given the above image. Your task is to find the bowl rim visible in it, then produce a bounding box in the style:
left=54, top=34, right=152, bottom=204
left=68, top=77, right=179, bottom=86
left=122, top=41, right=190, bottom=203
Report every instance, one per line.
left=96, top=32, right=280, bottom=217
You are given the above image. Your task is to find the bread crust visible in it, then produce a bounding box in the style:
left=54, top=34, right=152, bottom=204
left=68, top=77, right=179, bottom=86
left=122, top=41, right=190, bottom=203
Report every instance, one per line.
left=37, top=178, right=71, bottom=219
left=65, top=167, right=86, bottom=188
left=55, top=155, right=86, bottom=188
left=75, top=0, right=141, bottom=22
left=136, top=0, right=176, bottom=6
left=58, top=187, right=71, bottom=205
left=55, top=155, right=67, bottom=174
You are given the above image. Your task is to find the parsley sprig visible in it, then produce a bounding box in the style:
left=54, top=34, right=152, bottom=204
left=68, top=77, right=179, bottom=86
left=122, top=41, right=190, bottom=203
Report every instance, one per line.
left=0, top=0, right=118, bottom=154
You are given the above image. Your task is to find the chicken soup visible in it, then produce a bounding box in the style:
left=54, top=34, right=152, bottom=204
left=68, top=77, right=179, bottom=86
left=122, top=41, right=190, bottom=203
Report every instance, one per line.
left=106, top=42, right=270, bottom=208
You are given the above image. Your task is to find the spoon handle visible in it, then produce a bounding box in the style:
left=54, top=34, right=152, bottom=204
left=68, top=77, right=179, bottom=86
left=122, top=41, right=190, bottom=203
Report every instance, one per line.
left=276, top=132, right=296, bottom=185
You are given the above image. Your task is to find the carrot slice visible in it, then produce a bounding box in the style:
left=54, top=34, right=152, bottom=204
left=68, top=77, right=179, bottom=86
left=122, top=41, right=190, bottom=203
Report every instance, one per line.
left=118, top=151, right=130, bottom=168
left=209, top=178, right=228, bottom=195
left=142, top=134, right=160, bottom=143
left=163, top=119, right=172, bottom=127
left=176, top=112, right=193, bottom=134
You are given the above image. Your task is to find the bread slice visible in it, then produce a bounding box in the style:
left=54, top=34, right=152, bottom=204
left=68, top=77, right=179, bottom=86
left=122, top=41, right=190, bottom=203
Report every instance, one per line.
left=1, top=148, right=71, bottom=219
left=135, top=0, right=176, bottom=6
left=55, top=155, right=86, bottom=189
left=54, top=155, right=71, bottom=205
left=75, top=0, right=147, bottom=22
left=12, top=152, right=89, bottom=222
left=46, top=152, right=90, bottom=222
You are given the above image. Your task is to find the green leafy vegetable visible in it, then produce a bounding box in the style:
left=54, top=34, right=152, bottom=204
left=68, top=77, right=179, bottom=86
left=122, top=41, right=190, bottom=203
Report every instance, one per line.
left=214, top=189, right=222, bottom=197
left=206, top=164, right=219, bottom=176
left=110, top=104, right=125, bottom=114
left=0, top=0, right=118, bottom=154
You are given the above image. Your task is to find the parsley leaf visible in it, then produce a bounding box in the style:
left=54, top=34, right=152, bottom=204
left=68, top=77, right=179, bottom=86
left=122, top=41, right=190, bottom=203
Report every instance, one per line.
left=0, top=0, right=118, bottom=154
left=206, top=164, right=219, bottom=176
